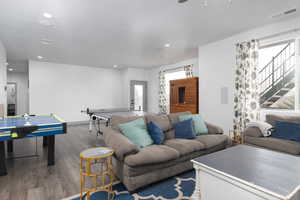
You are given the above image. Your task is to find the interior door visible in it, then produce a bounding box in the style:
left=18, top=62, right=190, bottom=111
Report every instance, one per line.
left=130, top=80, right=148, bottom=112
left=6, top=82, right=17, bottom=116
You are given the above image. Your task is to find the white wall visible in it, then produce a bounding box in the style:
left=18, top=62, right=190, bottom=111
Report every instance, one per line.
left=7, top=72, right=29, bottom=115
left=198, top=17, right=300, bottom=132
left=29, top=61, right=124, bottom=122
left=148, top=58, right=199, bottom=113
left=0, top=41, right=7, bottom=115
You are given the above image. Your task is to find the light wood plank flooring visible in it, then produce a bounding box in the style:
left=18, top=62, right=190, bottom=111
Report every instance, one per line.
left=0, top=124, right=105, bottom=200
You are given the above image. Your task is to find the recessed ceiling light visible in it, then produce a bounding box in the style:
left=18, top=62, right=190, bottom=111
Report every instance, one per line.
left=5, top=62, right=9, bottom=66
left=113, top=65, right=118, bottom=68
left=164, top=43, right=171, bottom=48
left=37, top=56, right=43, bottom=59
left=43, top=12, right=53, bottom=19
left=8, top=68, right=13, bottom=72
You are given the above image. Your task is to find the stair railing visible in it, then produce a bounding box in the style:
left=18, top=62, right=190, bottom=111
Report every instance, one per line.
left=259, top=42, right=295, bottom=97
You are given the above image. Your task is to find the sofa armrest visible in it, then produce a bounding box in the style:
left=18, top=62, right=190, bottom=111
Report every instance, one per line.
left=243, top=127, right=263, bottom=138
left=205, top=122, right=223, bottom=135
left=103, top=127, right=139, bottom=161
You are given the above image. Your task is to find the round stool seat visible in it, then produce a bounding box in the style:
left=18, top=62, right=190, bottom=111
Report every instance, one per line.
left=80, top=147, right=113, bottom=159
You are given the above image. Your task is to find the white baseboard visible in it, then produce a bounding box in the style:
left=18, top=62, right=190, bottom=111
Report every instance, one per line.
left=67, top=120, right=89, bottom=126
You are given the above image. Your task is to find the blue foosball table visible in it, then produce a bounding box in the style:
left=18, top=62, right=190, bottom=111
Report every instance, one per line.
left=0, top=114, right=67, bottom=175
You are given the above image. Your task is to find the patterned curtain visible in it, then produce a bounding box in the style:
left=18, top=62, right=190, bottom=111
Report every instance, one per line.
left=159, top=70, right=167, bottom=114
left=233, top=39, right=260, bottom=132
left=184, top=65, right=193, bottom=78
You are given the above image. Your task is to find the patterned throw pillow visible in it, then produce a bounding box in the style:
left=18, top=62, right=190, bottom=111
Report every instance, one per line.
left=119, top=118, right=153, bottom=148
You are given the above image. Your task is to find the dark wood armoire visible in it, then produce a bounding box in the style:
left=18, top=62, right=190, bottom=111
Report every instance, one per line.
left=170, top=77, right=199, bottom=114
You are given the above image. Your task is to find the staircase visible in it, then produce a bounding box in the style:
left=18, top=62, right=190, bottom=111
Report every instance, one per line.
left=259, top=41, right=295, bottom=109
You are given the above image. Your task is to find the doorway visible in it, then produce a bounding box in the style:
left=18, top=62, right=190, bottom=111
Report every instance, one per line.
left=130, top=80, right=147, bottom=111
left=7, top=82, right=17, bottom=116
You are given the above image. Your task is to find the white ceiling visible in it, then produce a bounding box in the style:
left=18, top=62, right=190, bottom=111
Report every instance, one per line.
left=0, top=0, right=299, bottom=71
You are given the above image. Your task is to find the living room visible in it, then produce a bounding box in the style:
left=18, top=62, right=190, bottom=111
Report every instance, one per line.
left=0, top=0, right=300, bottom=200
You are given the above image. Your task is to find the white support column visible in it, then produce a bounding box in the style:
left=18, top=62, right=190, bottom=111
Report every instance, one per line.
left=0, top=41, right=7, bottom=117
left=295, top=38, right=300, bottom=110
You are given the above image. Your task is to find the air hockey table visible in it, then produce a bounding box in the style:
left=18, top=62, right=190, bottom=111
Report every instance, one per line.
left=0, top=114, right=67, bottom=175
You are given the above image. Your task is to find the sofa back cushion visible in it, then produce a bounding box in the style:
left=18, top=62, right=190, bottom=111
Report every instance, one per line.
left=168, top=112, right=192, bottom=124
left=119, top=118, right=153, bottom=148
left=144, top=114, right=171, bottom=131
left=266, top=114, right=300, bottom=127
left=111, top=115, right=142, bottom=130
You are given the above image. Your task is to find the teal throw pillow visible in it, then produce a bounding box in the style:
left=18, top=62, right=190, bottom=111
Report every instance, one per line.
left=179, top=114, right=208, bottom=135
left=119, top=118, right=153, bottom=148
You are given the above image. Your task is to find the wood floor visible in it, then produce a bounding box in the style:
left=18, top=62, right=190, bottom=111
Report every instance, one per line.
left=0, top=124, right=105, bottom=200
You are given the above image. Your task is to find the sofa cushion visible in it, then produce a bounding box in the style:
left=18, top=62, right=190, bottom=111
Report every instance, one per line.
left=173, top=119, right=196, bottom=139
left=164, top=129, right=175, bottom=140
left=119, top=118, right=153, bottom=148
left=147, top=121, right=165, bottom=145
left=164, top=139, right=205, bottom=156
left=145, top=114, right=172, bottom=131
left=272, top=121, right=300, bottom=143
left=266, top=114, right=300, bottom=127
left=168, top=112, right=191, bottom=124
left=244, top=127, right=263, bottom=137
left=196, top=134, right=228, bottom=149
left=245, top=136, right=300, bottom=155
left=111, top=115, right=142, bottom=130
left=179, top=114, right=208, bottom=135
left=124, top=145, right=180, bottom=167
left=205, top=122, right=224, bottom=134
left=122, top=141, right=227, bottom=177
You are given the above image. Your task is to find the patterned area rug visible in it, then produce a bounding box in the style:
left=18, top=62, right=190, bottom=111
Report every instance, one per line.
left=65, top=170, right=195, bottom=200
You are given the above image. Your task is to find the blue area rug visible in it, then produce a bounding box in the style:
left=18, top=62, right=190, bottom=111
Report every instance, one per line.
left=67, top=170, right=195, bottom=200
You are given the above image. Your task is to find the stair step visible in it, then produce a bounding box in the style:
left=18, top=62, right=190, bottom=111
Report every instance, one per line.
left=263, top=101, right=275, bottom=105
left=271, top=95, right=281, bottom=99
left=280, top=88, right=290, bottom=91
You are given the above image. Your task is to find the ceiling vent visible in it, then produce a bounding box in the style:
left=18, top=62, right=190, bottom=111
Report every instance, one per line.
left=271, top=8, right=297, bottom=19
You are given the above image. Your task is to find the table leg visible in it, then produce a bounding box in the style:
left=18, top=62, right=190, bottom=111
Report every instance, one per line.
left=7, top=140, right=13, bottom=153
left=43, top=136, right=48, bottom=147
left=0, top=141, right=7, bottom=176
left=47, top=135, right=55, bottom=166
left=191, top=166, right=201, bottom=200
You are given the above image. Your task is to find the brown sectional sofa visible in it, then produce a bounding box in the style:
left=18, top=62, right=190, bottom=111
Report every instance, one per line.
left=244, top=114, right=300, bottom=155
left=103, top=112, right=228, bottom=192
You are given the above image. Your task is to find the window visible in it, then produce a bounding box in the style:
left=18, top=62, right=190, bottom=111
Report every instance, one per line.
left=258, top=40, right=296, bottom=109
left=165, top=70, right=186, bottom=112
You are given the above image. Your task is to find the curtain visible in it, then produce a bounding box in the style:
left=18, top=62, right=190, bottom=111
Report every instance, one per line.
left=158, top=70, right=167, bottom=114
left=233, top=39, right=260, bottom=132
left=184, top=65, right=193, bottom=78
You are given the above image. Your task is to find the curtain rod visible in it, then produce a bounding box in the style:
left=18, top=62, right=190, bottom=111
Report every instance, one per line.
left=258, top=27, right=300, bottom=41
left=163, top=64, right=192, bottom=72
